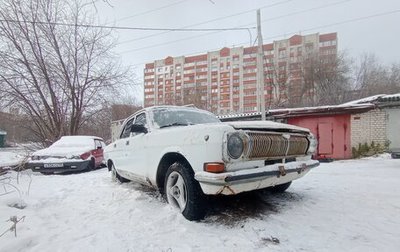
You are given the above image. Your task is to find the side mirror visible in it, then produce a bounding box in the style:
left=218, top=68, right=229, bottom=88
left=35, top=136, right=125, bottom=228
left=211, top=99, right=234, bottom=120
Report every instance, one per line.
left=131, top=124, right=148, bottom=134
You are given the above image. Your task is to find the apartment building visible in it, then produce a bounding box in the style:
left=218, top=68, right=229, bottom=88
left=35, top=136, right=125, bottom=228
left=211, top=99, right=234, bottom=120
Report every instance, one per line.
left=143, top=32, right=337, bottom=115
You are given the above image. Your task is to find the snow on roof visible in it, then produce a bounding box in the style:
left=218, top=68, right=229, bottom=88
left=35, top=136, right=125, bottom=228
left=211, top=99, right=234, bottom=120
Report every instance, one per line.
left=340, top=94, right=386, bottom=106
left=0, top=130, right=6, bottom=135
left=382, top=93, right=400, bottom=99
left=379, top=93, right=400, bottom=102
left=218, top=111, right=261, bottom=119
left=218, top=103, right=375, bottom=119
left=219, top=93, right=400, bottom=120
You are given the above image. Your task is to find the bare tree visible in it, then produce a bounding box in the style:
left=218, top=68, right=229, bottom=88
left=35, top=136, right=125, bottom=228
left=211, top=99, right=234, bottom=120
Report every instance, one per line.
left=0, top=0, right=132, bottom=145
left=183, top=84, right=207, bottom=109
left=298, top=51, right=351, bottom=106
left=388, top=63, right=400, bottom=93
left=110, top=104, right=141, bottom=121
left=265, top=63, right=290, bottom=108
left=353, top=53, right=400, bottom=98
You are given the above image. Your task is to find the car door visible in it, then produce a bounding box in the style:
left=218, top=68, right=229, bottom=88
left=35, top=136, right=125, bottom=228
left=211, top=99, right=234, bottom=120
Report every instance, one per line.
left=110, top=117, right=134, bottom=172
left=122, top=112, right=148, bottom=182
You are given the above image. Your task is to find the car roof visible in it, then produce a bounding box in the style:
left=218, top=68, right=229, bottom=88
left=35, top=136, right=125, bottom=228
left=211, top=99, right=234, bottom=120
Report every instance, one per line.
left=59, top=135, right=104, bottom=141
left=143, top=105, right=199, bottom=112
left=125, top=105, right=204, bottom=120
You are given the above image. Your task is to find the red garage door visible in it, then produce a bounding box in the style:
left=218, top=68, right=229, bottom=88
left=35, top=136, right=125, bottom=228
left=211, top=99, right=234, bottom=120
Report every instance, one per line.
left=318, top=122, right=333, bottom=155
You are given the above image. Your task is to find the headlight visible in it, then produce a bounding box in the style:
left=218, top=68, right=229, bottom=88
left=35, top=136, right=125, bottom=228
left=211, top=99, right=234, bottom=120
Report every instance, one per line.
left=307, top=133, right=318, bottom=155
left=31, top=155, right=40, bottom=160
left=227, top=133, right=244, bottom=159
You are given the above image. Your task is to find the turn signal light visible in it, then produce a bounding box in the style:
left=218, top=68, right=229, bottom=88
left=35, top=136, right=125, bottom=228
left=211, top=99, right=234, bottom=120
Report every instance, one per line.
left=204, top=163, right=225, bottom=173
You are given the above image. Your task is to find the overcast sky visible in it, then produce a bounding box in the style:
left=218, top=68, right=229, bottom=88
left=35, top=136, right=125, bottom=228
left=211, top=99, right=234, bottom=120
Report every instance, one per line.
left=96, top=0, right=400, bottom=101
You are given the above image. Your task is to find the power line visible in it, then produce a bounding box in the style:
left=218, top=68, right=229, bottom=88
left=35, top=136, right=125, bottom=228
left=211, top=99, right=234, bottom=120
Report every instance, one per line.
left=118, top=0, right=294, bottom=45
left=0, top=18, right=254, bottom=31
left=118, top=0, right=351, bottom=51
left=125, top=9, right=400, bottom=64
left=113, top=0, right=189, bottom=23
left=290, top=9, right=400, bottom=36
left=240, top=9, right=400, bottom=48
left=120, top=30, right=231, bottom=54
left=260, top=0, right=351, bottom=26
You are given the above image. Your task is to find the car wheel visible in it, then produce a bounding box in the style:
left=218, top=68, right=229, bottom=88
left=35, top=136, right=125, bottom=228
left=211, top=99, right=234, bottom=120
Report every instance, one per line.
left=111, top=164, right=129, bottom=183
left=87, top=158, right=95, bottom=171
left=268, top=181, right=292, bottom=193
left=164, top=162, right=207, bottom=221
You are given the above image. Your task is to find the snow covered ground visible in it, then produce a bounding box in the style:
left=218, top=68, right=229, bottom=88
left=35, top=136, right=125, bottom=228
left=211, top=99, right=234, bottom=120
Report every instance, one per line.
left=1, top=155, right=399, bottom=252
left=0, top=147, right=30, bottom=168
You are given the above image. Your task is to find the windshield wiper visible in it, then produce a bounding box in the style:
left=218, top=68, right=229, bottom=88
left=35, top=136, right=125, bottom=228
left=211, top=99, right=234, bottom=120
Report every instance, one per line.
left=159, top=122, right=191, bottom=129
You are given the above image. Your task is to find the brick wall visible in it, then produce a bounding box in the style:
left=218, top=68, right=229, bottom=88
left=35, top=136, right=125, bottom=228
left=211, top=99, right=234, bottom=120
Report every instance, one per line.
left=351, top=109, right=387, bottom=148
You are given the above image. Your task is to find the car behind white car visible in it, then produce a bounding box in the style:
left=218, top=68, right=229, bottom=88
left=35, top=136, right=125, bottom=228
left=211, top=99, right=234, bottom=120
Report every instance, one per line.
left=27, top=136, right=105, bottom=174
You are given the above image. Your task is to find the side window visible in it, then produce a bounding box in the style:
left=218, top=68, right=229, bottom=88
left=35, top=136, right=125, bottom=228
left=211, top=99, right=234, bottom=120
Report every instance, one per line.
left=130, top=113, right=147, bottom=137
left=134, top=113, right=146, bottom=126
left=95, top=140, right=102, bottom=149
left=120, top=118, right=134, bottom=139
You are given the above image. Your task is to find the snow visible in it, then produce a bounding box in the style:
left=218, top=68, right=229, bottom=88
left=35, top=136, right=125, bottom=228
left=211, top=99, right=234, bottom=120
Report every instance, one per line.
left=32, top=146, right=92, bottom=159
left=52, top=136, right=100, bottom=148
left=218, top=103, right=375, bottom=120
left=1, top=156, right=400, bottom=251
left=31, top=136, right=102, bottom=158
left=382, top=93, right=400, bottom=99
left=0, top=148, right=28, bottom=168
left=340, top=94, right=385, bottom=106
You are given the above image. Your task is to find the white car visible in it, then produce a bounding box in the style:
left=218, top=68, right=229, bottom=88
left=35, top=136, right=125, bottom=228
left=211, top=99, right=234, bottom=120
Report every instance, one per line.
left=27, top=136, right=106, bottom=174
left=105, top=106, right=319, bottom=220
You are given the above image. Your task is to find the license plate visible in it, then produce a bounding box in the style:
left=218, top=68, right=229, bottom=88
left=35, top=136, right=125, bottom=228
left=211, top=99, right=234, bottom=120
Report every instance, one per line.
left=43, top=163, right=64, bottom=168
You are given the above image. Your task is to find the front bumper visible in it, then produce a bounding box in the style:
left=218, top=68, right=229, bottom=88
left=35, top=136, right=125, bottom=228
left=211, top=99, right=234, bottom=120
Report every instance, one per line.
left=27, top=160, right=90, bottom=173
left=195, top=159, right=319, bottom=195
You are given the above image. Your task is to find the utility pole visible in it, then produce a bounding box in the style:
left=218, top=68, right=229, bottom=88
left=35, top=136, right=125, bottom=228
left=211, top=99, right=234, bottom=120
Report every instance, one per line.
left=256, top=9, right=266, bottom=120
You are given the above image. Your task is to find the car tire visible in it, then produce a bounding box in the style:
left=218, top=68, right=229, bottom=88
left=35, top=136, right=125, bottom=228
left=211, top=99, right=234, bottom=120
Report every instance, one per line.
left=111, top=164, right=129, bottom=183
left=87, top=158, right=95, bottom=171
left=164, top=162, right=207, bottom=221
left=268, top=181, right=292, bottom=193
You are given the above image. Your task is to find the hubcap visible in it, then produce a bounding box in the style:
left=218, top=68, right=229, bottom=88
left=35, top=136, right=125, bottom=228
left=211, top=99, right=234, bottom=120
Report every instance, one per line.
left=166, top=171, right=187, bottom=212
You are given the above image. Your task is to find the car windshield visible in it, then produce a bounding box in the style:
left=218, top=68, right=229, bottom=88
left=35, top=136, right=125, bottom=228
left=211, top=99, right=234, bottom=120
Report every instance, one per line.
left=151, top=107, right=220, bottom=128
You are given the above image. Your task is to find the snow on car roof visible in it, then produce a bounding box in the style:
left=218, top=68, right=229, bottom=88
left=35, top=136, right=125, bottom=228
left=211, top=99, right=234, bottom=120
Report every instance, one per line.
left=52, top=135, right=103, bottom=148
left=58, top=135, right=103, bottom=140
left=123, top=105, right=215, bottom=123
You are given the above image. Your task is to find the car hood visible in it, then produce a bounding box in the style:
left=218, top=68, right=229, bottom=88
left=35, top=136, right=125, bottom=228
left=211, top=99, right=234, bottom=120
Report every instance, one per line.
left=33, top=146, right=92, bottom=157
left=223, top=121, right=310, bottom=133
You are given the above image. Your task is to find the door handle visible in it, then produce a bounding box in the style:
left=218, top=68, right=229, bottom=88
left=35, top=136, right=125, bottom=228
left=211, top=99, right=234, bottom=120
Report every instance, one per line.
left=126, top=140, right=129, bottom=145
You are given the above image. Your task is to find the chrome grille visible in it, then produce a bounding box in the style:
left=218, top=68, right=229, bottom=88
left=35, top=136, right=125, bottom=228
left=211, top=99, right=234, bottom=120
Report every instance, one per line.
left=246, top=132, right=309, bottom=159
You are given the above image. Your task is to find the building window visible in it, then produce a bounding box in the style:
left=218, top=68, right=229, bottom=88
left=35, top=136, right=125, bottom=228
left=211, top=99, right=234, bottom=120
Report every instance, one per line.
left=278, top=50, right=286, bottom=59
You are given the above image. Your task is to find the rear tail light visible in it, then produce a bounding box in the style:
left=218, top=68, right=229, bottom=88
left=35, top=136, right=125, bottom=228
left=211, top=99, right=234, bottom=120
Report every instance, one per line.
left=204, top=163, right=225, bottom=173
left=80, top=152, right=91, bottom=160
